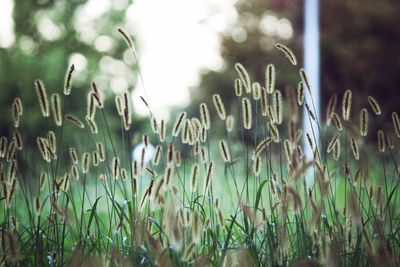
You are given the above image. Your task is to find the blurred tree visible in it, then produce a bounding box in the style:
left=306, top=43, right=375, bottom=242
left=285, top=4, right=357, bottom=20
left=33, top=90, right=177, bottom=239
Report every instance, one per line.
left=0, top=0, right=146, bottom=159
left=191, top=0, right=400, bottom=140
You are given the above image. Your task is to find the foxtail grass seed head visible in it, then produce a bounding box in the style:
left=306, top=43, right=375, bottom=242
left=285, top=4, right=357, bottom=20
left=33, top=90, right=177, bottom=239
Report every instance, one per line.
left=159, top=119, right=166, bottom=141
left=350, top=136, right=360, bottom=160
left=342, top=90, right=352, bottom=121
left=143, top=134, right=149, bottom=147
left=284, top=139, right=292, bottom=163
left=299, top=69, right=311, bottom=94
left=12, top=101, right=20, bottom=128
left=267, top=122, right=280, bottom=143
left=182, top=119, right=194, bottom=145
left=117, top=27, right=136, bottom=52
left=172, top=112, right=186, bottom=137
left=333, top=139, right=341, bottom=160
left=199, top=103, right=210, bottom=130
left=275, top=43, right=297, bottom=65
left=305, top=103, right=316, bottom=122
left=203, top=161, right=214, bottom=196
left=360, top=108, right=369, bottom=136
left=7, top=141, right=17, bottom=162
left=327, top=134, right=340, bottom=153
left=226, top=115, right=234, bottom=132
left=387, top=132, right=394, bottom=149
left=326, top=94, right=337, bottom=124
left=115, top=95, right=123, bottom=116
left=112, top=157, right=120, bottom=179
left=190, top=163, right=199, bottom=192
left=65, top=114, right=84, bottom=128
left=87, top=93, right=96, bottom=120
left=332, top=113, right=343, bottom=131
left=93, top=151, right=99, bottom=166
left=36, top=138, right=48, bottom=161
left=164, top=165, right=174, bottom=186
left=234, top=78, right=242, bottom=96
left=61, top=173, right=70, bottom=192
left=261, top=87, right=268, bottom=116
left=40, top=172, right=47, bottom=189
left=123, top=107, right=131, bottom=131
left=48, top=131, right=56, bottom=156
left=200, top=125, right=207, bottom=143
left=152, top=145, right=161, bottom=166
left=367, top=96, right=381, bottom=115
left=306, top=133, right=314, bottom=150
left=253, top=155, right=262, bottom=177
left=69, top=147, right=79, bottom=165
left=64, top=64, right=74, bottom=95
left=273, top=90, right=283, bottom=124
left=254, top=137, right=271, bottom=157
left=167, top=143, right=174, bottom=164
left=91, top=91, right=103, bottom=109
left=0, top=137, right=8, bottom=158
left=297, top=81, right=304, bottom=106
left=6, top=178, right=17, bottom=208
left=252, top=82, right=261, bottom=100
left=14, top=97, right=23, bottom=115
left=219, top=140, right=231, bottom=162
left=51, top=93, right=62, bottom=126
left=71, top=165, right=79, bottom=180
left=35, top=196, right=42, bottom=215
left=13, top=131, right=22, bottom=150
left=212, top=94, right=226, bottom=120
left=242, top=97, right=252, bottom=130
left=86, top=116, right=98, bottom=134
left=200, top=146, right=208, bottom=163
left=132, top=160, right=138, bottom=178
left=151, top=117, right=158, bottom=133
left=82, top=152, right=90, bottom=174
left=192, top=211, right=201, bottom=243
left=7, top=160, right=16, bottom=183
left=35, top=80, right=49, bottom=117
left=392, top=112, right=400, bottom=138
left=191, top=117, right=201, bottom=137
left=377, top=130, right=385, bottom=152
left=121, top=168, right=128, bottom=181
left=175, top=150, right=182, bottom=166
left=265, top=64, right=275, bottom=94
left=235, top=63, right=251, bottom=93
left=96, top=142, right=105, bottom=162
left=145, top=167, right=156, bottom=177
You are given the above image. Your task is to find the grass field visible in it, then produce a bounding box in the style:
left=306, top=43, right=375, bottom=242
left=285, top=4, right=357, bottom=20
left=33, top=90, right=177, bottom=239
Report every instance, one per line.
left=1, top=29, right=400, bottom=266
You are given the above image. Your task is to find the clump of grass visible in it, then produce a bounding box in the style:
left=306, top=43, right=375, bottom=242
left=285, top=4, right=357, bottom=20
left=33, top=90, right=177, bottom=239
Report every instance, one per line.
left=0, top=28, right=399, bottom=267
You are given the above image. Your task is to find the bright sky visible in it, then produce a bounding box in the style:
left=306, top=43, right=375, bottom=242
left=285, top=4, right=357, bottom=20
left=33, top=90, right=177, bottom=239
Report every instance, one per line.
left=0, top=0, right=293, bottom=121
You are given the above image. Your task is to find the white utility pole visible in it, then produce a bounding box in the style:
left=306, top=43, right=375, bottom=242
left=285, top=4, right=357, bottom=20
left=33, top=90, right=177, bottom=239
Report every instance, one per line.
left=303, top=0, right=320, bottom=184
